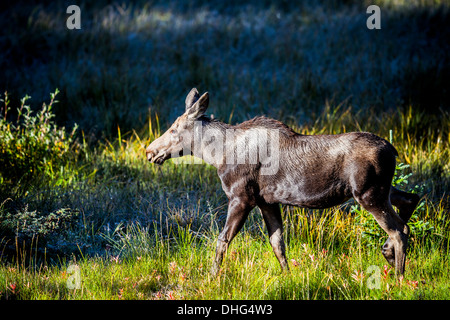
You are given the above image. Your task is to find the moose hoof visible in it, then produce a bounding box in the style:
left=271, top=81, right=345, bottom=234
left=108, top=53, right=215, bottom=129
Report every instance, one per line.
left=381, top=238, right=396, bottom=267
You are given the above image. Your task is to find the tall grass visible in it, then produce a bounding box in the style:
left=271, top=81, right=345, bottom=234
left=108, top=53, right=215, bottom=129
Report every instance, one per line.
left=2, top=204, right=449, bottom=300
left=1, top=99, right=449, bottom=299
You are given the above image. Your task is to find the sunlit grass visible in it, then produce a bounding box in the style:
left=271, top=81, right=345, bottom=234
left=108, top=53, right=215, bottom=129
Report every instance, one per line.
left=2, top=211, right=449, bottom=300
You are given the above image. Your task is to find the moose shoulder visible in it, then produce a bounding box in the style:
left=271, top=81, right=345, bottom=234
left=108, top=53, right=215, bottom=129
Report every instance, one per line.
left=146, top=88, right=420, bottom=276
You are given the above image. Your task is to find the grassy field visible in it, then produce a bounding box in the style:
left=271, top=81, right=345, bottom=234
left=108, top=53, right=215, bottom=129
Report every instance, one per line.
left=1, top=0, right=449, bottom=300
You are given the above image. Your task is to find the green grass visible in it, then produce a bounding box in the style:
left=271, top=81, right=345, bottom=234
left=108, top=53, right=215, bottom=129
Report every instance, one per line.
left=1, top=106, right=449, bottom=300
left=1, top=96, right=448, bottom=300
left=2, top=212, right=449, bottom=300
left=1, top=0, right=449, bottom=300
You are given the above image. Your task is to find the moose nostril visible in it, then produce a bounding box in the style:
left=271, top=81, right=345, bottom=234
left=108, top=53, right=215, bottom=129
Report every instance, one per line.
left=146, top=150, right=155, bottom=161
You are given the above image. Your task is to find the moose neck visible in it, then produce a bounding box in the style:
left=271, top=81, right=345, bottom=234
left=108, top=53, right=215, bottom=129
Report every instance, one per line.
left=191, top=116, right=282, bottom=176
left=192, top=116, right=231, bottom=168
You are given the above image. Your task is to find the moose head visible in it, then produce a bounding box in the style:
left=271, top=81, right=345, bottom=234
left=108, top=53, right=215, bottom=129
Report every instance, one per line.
left=146, top=88, right=209, bottom=164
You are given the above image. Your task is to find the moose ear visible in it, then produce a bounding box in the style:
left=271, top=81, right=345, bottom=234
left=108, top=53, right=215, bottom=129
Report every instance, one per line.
left=185, top=88, right=200, bottom=111
left=186, top=92, right=209, bottom=119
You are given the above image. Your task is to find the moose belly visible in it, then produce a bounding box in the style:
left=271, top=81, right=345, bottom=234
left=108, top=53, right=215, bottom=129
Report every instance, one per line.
left=259, top=178, right=351, bottom=209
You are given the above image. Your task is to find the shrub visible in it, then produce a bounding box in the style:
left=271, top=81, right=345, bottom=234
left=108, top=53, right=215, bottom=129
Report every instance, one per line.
left=0, top=89, right=78, bottom=192
left=0, top=201, right=78, bottom=239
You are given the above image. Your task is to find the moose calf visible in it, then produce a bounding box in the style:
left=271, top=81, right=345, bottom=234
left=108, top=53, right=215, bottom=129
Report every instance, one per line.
left=146, top=88, right=420, bottom=276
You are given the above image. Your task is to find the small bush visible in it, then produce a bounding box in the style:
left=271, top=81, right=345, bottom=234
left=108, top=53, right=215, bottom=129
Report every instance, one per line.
left=0, top=202, right=78, bottom=239
left=0, top=89, right=78, bottom=192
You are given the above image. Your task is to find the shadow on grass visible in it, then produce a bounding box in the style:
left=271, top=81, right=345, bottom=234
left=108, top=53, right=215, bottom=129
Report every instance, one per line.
left=1, top=1, right=448, bottom=137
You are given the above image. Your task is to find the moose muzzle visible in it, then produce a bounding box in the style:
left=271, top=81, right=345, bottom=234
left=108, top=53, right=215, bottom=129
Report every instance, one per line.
left=146, top=146, right=171, bottom=165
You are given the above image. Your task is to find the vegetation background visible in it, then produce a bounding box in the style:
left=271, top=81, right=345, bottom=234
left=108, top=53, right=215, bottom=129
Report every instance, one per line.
left=0, top=0, right=449, bottom=300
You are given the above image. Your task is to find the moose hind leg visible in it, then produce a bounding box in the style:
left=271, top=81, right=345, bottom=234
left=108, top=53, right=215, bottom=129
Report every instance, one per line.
left=355, top=188, right=409, bottom=275
left=259, top=203, right=289, bottom=271
left=381, top=237, right=396, bottom=267
left=390, top=186, right=420, bottom=223
left=382, top=187, right=420, bottom=266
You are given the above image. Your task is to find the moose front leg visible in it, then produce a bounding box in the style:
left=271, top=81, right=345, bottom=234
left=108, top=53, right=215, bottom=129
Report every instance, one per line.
left=211, top=198, right=253, bottom=276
